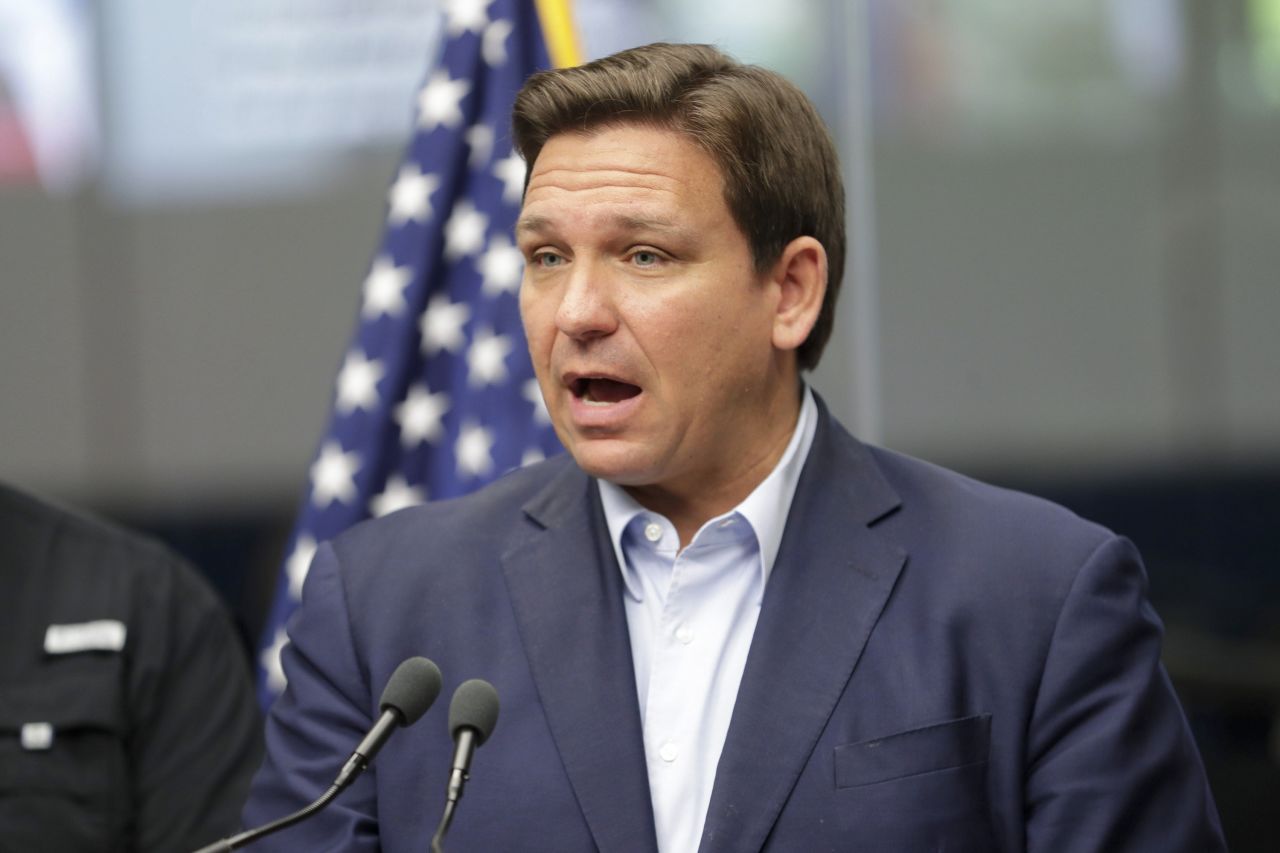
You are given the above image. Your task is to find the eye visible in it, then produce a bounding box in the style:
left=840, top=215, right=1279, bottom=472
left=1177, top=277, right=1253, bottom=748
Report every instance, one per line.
left=532, top=250, right=566, bottom=269
left=630, top=249, right=662, bottom=268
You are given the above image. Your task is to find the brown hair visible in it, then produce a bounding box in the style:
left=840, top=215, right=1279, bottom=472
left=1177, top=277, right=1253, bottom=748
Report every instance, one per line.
left=512, top=43, right=845, bottom=372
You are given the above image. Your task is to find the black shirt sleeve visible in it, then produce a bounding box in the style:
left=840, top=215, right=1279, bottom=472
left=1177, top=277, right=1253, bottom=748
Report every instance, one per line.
left=0, top=485, right=263, bottom=853
left=123, top=543, right=264, bottom=852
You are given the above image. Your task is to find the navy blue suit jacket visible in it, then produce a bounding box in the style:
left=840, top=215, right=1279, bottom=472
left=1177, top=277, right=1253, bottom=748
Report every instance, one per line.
left=245, top=402, right=1225, bottom=851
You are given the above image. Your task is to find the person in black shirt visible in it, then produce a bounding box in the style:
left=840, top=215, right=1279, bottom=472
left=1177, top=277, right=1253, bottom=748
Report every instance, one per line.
left=0, top=482, right=262, bottom=852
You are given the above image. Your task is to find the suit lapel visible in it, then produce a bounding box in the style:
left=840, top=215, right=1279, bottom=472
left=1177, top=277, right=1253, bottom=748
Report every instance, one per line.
left=500, top=462, right=659, bottom=853
left=699, top=406, right=906, bottom=853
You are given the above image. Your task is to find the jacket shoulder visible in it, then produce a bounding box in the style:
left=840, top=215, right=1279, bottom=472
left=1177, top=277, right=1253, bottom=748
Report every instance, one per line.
left=324, top=454, right=582, bottom=581
left=854, top=444, right=1125, bottom=613
left=867, top=444, right=1114, bottom=551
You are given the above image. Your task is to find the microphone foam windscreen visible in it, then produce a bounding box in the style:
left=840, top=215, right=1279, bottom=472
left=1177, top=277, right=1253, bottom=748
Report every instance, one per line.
left=381, top=657, right=443, bottom=725
left=448, top=679, right=500, bottom=745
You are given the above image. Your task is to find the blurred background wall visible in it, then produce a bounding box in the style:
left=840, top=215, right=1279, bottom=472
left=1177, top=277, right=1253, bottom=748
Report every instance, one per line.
left=1, top=0, right=1276, bottom=847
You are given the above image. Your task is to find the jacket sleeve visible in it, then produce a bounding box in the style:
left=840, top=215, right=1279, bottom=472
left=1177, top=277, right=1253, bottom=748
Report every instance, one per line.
left=241, top=541, right=382, bottom=851
left=1024, top=535, right=1226, bottom=851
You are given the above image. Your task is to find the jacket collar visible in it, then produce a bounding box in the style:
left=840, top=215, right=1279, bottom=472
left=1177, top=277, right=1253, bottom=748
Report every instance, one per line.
left=698, top=396, right=905, bottom=853
left=503, top=461, right=660, bottom=852
left=504, top=395, right=905, bottom=853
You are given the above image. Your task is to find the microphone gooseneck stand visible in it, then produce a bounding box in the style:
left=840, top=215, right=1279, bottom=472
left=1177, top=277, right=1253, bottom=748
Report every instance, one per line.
left=193, top=785, right=344, bottom=853
left=190, top=656, right=443, bottom=853
left=429, top=799, right=458, bottom=853
left=428, top=679, right=500, bottom=853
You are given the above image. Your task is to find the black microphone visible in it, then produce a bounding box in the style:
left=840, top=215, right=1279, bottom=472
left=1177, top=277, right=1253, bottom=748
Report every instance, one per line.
left=335, top=656, right=442, bottom=788
left=193, top=656, right=442, bottom=853
left=430, top=679, right=500, bottom=853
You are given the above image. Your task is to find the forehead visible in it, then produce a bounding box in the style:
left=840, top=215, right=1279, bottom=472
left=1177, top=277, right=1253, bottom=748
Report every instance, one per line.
left=520, top=124, right=727, bottom=226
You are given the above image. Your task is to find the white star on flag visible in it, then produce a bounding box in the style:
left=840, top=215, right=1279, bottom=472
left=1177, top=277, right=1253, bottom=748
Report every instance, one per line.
left=258, top=0, right=568, bottom=705
left=482, top=18, right=514, bottom=67
left=310, top=441, right=361, bottom=507
left=445, top=200, right=490, bottom=260
left=260, top=627, right=289, bottom=694
left=442, top=0, right=493, bottom=36
left=420, top=294, right=471, bottom=355
left=467, top=327, right=513, bottom=387
left=335, top=349, right=386, bottom=413
left=362, top=256, right=412, bottom=319
left=522, top=446, right=546, bottom=467
left=286, top=534, right=318, bottom=600
left=466, top=124, right=494, bottom=168
left=524, top=377, right=552, bottom=425
left=371, top=474, right=428, bottom=517
left=394, top=383, right=450, bottom=446
left=493, top=152, right=525, bottom=204
left=387, top=164, right=440, bottom=225
left=417, top=72, right=471, bottom=130
left=479, top=234, right=523, bottom=295
left=456, top=422, right=495, bottom=478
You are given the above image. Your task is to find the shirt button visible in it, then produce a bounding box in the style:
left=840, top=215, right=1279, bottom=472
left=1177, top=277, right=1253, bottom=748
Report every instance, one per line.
left=659, top=741, right=679, bottom=762
left=644, top=522, right=662, bottom=542
left=675, top=625, right=694, bottom=644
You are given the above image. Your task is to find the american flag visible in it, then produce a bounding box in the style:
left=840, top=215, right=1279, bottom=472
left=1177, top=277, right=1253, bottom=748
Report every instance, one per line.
left=257, top=0, right=576, bottom=704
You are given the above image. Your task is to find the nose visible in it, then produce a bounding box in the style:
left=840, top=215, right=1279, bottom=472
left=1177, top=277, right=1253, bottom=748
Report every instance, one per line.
left=555, top=262, right=617, bottom=342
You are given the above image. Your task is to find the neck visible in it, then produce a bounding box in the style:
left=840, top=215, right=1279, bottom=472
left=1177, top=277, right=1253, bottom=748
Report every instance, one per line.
left=624, top=384, right=804, bottom=548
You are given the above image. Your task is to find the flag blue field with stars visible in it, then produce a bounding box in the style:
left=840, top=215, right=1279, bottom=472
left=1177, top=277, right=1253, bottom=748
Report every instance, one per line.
left=257, top=0, right=572, bottom=705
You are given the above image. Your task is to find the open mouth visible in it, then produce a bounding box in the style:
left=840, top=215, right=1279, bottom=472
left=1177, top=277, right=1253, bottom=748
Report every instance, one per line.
left=570, top=376, right=642, bottom=405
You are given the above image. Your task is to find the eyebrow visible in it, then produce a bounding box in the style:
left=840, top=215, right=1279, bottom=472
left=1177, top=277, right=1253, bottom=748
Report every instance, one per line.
left=614, top=214, right=681, bottom=233
left=515, top=213, right=683, bottom=237
left=514, top=214, right=553, bottom=236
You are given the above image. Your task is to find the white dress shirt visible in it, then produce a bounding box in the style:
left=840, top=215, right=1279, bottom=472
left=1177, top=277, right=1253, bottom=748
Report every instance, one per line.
left=597, top=387, right=819, bottom=853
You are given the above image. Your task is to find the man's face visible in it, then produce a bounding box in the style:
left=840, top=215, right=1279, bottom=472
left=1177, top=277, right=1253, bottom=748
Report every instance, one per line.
left=517, top=124, right=799, bottom=503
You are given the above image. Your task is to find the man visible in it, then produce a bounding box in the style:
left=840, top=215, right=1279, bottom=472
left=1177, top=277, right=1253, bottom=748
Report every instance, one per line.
left=0, top=481, right=262, bottom=851
left=245, top=43, right=1225, bottom=851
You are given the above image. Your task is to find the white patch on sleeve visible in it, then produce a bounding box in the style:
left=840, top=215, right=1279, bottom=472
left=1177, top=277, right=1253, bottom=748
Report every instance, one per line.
left=44, top=620, right=127, bottom=654
left=21, top=722, right=54, bottom=751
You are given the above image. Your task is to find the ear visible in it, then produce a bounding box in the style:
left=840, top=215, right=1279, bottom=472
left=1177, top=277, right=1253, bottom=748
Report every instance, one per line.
left=769, top=236, right=827, bottom=353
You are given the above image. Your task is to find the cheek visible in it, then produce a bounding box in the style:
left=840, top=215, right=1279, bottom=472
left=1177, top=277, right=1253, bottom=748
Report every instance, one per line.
left=690, top=300, right=775, bottom=392
left=641, top=315, right=723, bottom=403
left=519, top=293, right=554, bottom=354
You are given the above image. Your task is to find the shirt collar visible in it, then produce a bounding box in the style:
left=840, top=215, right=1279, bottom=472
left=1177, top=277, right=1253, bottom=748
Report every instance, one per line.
left=597, top=386, right=820, bottom=600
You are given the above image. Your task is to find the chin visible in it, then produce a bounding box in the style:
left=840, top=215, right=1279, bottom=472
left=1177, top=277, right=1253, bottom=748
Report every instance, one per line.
left=564, top=441, right=655, bottom=487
